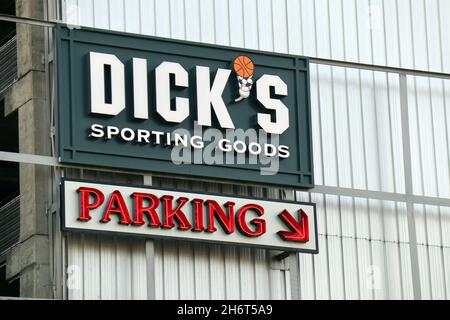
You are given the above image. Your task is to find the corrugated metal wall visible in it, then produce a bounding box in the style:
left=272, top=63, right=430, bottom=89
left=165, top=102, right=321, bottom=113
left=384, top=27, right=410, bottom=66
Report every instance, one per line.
left=0, top=196, right=19, bottom=259
left=60, top=0, right=450, bottom=299
left=0, top=35, right=17, bottom=96
left=64, top=171, right=147, bottom=300
left=408, top=73, right=450, bottom=299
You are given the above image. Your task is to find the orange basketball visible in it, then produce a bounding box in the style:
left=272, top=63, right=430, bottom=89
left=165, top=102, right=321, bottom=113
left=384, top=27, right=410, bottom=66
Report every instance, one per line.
left=233, top=55, right=254, bottom=78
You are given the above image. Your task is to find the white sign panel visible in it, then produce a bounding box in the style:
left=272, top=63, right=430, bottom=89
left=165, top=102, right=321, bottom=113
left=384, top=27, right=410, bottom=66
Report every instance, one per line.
left=61, top=179, right=318, bottom=253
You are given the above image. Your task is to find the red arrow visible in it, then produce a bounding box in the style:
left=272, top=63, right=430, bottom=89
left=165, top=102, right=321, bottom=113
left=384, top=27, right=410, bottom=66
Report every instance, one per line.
left=277, top=209, right=309, bottom=242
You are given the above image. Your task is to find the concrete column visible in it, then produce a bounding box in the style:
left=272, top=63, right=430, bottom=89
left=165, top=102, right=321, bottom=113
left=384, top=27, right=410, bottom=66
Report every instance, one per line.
left=4, top=0, right=52, bottom=298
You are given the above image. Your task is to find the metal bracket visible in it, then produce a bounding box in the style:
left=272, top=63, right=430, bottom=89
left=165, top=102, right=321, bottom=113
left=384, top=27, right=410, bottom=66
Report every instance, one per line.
left=50, top=126, right=56, bottom=137
left=270, top=251, right=290, bottom=271
left=274, top=251, right=290, bottom=261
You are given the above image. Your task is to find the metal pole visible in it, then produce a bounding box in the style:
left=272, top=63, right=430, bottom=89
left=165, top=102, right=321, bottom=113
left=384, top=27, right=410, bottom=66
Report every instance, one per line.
left=310, top=57, right=450, bottom=80
left=143, top=175, right=156, bottom=300
left=399, top=73, right=422, bottom=300
left=0, top=13, right=56, bottom=27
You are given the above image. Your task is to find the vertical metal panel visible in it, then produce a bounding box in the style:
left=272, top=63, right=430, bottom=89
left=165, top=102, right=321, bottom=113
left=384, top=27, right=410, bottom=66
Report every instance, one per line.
left=65, top=170, right=148, bottom=300
left=67, top=233, right=148, bottom=300
left=60, top=0, right=450, bottom=300
left=99, top=236, right=117, bottom=299
left=109, top=0, right=125, bottom=31
left=408, top=71, right=450, bottom=300
left=130, top=239, right=147, bottom=299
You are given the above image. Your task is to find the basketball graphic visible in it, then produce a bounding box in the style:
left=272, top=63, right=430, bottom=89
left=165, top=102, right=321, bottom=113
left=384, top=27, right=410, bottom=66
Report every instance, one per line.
left=233, top=55, right=255, bottom=103
left=233, top=55, right=254, bottom=78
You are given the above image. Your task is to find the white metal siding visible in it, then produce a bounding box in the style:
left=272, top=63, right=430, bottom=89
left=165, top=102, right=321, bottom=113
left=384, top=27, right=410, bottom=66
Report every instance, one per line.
left=63, top=0, right=450, bottom=73
left=61, top=0, right=450, bottom=299
left=67, top=234, right=148, bottom=299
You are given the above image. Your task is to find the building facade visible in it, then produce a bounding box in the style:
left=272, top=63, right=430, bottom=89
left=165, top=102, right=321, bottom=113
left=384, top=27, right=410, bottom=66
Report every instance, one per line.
left=1, top=0, right=450, bottom=300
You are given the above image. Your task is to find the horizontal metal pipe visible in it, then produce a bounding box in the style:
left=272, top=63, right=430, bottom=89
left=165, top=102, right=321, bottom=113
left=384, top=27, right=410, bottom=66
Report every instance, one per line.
left=312, top=185, right=450, bottom=208
left=0, top=13, right=56, bottom=28
left=0, top=151, right=59, bottom=167
left=310, top=57, right=450, bottom=80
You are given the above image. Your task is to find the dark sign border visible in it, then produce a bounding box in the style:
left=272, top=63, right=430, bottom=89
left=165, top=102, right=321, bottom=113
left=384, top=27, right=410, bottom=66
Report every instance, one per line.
left=56, top=24, right=314, bottom=189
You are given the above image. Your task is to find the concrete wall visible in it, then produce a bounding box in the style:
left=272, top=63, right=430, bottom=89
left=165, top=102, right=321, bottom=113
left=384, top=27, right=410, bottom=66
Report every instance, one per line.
left=4, top=0, right=53, bottom=298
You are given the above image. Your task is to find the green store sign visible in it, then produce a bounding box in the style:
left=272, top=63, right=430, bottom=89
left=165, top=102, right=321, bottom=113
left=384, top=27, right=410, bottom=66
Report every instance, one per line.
left=56, top=25, right=313, bottom=188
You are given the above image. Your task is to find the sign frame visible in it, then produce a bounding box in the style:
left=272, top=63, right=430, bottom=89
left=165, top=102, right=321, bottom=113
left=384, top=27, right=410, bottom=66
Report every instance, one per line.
left=56, top=24, right=314, bottom=189
left=61, top=178, right=319, bottom=254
